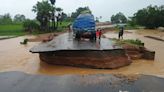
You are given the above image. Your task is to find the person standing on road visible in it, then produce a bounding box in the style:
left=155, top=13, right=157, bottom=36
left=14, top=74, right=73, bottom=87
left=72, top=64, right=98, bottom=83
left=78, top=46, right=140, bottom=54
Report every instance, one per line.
left=96, top=29, right=99, bottom=38
left=68, top=23, right=72, bottom=32
left=118, top=26, right=124, bottom=40
left=96, top=29, right=102, bottom=40
left=98, top=29, right=102, bottom=39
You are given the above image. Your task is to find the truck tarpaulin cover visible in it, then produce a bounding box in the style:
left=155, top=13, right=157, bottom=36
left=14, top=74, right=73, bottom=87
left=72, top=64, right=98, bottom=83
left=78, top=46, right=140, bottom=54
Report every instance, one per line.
left=73, top=13, right=95, bottom=31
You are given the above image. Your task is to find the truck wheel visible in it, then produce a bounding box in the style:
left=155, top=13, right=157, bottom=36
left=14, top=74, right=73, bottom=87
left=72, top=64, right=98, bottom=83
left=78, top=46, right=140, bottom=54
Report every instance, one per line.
left=90, top=33, right=96, bottom=41
left=93, top=33, right=96, bottom=41
left=75, top=33, right=80, bottom=40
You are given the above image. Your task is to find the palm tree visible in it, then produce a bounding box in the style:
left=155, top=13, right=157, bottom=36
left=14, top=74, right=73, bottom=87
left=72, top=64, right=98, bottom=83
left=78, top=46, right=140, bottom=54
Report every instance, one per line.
left=56, top=7, right=63, bottom=29
left=50, top=0, right=56, bottom=5
left=50, top=0, right=56, bottom=30
left=32, top=1, right=54, bottom=31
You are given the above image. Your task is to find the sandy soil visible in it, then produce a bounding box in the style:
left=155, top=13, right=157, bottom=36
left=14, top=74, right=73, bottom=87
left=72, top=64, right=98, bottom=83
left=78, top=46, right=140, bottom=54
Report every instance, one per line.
left=0, top=30, right=164, bottom=77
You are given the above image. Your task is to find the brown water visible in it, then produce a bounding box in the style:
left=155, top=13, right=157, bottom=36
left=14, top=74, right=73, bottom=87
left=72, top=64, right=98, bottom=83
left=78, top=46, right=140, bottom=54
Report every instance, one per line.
left=0, top=31, right=164, bottom=77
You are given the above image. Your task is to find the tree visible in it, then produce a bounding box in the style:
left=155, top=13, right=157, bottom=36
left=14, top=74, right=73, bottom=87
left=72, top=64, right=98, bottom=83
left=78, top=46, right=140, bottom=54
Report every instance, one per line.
left=133, top=5, right=164, bottom=29
left=95, top=17, right=99, bottom=22
left=71, top=7, right=91, bottom=19
left=14, top=14, right=26, bottom=23
left=49, top=0, right=56, bottom=30
left=60, top=12, right=67, bottom=21
left=23, top=19, right=39, bottom=32
left=0, top=13, right=12, bottom=24
left=32, top=1, right=54, bottom=31
left=111, top=12, right=127, bottom=24
left=56, top=7, right=63, bottom=28
left=128, top=16, right=137, bottom=27
left=50, top=0, right=56, bottom=5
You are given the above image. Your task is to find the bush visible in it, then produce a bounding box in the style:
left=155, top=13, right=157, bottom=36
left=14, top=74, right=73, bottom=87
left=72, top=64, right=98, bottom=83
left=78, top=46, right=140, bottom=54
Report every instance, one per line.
left=113, top=38, right=144, bottom=47
left=124, top=39, right=144, bottom=46
left=23, top=19, right=39, bottom=32
left=20, top=38, right=28, bottom=45
left=133, top=5, right=164, bottom=29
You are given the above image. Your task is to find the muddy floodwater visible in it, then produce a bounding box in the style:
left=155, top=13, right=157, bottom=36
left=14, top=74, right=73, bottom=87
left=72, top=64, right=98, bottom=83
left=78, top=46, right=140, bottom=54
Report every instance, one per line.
left=0, top=30, right=164, bottom=77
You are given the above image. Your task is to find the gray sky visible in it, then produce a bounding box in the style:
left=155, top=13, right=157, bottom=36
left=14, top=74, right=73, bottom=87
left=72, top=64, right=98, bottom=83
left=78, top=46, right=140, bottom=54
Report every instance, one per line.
left=0, top=0, right=163, bottom=21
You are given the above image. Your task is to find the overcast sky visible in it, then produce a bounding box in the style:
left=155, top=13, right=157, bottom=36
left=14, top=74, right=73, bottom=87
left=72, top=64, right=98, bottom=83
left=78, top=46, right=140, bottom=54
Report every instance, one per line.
left=0, top=0, right=163, bottom=21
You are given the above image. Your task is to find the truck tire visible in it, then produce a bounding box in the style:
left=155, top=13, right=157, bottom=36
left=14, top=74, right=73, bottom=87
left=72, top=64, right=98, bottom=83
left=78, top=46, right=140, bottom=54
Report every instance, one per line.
left=90, top=32, right=96, bottom=41
left=75, top=33, right=81, bottom=40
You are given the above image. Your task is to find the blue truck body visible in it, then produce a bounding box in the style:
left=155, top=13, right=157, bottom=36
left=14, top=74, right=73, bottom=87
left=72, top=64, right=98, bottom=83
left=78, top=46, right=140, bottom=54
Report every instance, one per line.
left=72, top=13, right=96, bottom=40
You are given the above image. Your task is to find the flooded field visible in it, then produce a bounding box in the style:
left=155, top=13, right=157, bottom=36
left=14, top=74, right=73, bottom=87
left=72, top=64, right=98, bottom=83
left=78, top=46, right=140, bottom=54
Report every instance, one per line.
left=0, top=30, right=164, bottom=77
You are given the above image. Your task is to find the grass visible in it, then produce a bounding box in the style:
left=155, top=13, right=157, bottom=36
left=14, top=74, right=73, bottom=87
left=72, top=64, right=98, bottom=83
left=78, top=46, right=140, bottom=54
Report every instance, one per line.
left=0, top=21, right=71, bottom=36
left=0, top=24, right=25, bottom=36
left=112, top=38, right=144, bottom=47
left=59, top=21, right=71, bottom=28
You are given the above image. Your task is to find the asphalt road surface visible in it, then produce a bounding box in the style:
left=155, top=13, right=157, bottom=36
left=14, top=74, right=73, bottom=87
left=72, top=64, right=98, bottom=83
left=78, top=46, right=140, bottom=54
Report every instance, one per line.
left=0, top=72, right=164, bottom=92
left=30, top=33, right=122, bottom=53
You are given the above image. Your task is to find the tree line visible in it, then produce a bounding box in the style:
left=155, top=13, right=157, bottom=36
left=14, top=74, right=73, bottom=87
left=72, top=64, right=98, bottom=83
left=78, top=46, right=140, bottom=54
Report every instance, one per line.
left=132, top=5, right=164, bottom=29
left=2, top=1, right=163, bottom=33
left=30, top=0, right=92, bottom=32
left=111, top=5, right=164, bottom=29
left=0, top=3, right=90, bottom=33
left=0, top=13, right=26, bottom=24
left=32, top=0, right=68, bottom=31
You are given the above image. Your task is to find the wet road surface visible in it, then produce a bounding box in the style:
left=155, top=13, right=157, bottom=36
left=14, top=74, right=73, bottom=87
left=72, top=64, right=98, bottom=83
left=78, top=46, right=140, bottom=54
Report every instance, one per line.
left=0, top=71, right=164, bottom=92
left=30, top=33, right=121, bottom=53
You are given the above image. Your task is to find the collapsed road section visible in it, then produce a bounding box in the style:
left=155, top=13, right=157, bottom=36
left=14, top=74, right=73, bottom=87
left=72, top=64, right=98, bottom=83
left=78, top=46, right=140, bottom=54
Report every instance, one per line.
left=30, top=13, right=132, bottom=69
left=30, top=33, right=132, bottom=69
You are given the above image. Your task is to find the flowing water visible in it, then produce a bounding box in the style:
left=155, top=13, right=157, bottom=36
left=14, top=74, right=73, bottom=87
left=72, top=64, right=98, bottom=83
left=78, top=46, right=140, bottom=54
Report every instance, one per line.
left=0, top=31, right=164, bottom=77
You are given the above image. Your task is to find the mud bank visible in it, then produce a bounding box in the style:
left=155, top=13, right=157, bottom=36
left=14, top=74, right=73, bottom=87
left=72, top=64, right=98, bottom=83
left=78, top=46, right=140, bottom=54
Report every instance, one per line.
left=0, top=71, right=164, bottom=92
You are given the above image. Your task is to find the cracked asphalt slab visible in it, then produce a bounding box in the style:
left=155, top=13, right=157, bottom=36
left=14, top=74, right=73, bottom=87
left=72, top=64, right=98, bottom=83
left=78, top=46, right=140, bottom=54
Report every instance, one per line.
left=30, top=33, right=122, bottom=53
left=0, top=72, right=164, bottom=92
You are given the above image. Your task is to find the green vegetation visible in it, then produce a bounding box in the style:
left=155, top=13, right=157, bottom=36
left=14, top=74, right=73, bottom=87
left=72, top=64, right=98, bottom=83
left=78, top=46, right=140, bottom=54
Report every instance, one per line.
left=0, top=24, right=25, bottom=36
left=123, top=39, right=144, bottom=46
left=23, top=19, right=39, bottom=32
left=0, top=13, right=12, bottom=25
left=58, top=21, right=71, bottom=28
left=13, top=14, right=26, bottom=24
left=71, top=7, right=91, bottom=19
left=32, top=0, right=54, bottom=31
left=0, top=13, right=27, bottom=36
left=111, top=12, right=127, bottom=24
left=111, top=5, right=164, bottom=29
left=0, top=20, right=70, bottom=36
left=130, top=5, right=164, bottom=29
left=0, top=2, right=87, bottom=36
left=20, top=38, right=29, bottom=45
left=112, top=38, right=144, bottom=47
left=32, top=0, right=68, bottom=31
